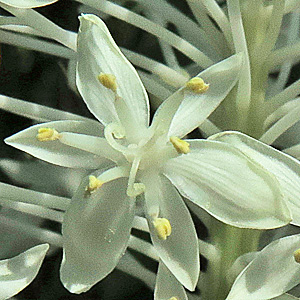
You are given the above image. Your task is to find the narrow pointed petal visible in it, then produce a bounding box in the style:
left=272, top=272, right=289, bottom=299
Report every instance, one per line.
left=60, top=174, right=135, bottom=294
left=164, top=139, right=291, bottom=229
left=154, top=261, right=188, bottom=300
left=210, top=131, right=300, bottom=226
left=168, top=53, right=243, bottom=138
left=77, top=14, right=149, bottom=129
left=226, top=234, right=300, bottom=300
left=0, top=0, right=58, bottom=8
left=143, top=173, right=199, bottom=291
left=0, top=244, right=49, bottom=300
left=5, top=120, right=108, bottom=168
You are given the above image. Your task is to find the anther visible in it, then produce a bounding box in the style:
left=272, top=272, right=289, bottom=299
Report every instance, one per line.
left=98, top=73, right=117, bottom=92
left=153, top=218, right=172, bottom=240
left=186, top=77, right=209, bottom=93
left=170, top=136, right=190, bottom=154
left=36, top=128, right=61, bottom=141
left=169, top=298, right=178, bottom=300
left=127, top=183, right=146, bottom=197
left=294, top=248, right=300, bottom=263
left=85, top=175, right=104, bottom=193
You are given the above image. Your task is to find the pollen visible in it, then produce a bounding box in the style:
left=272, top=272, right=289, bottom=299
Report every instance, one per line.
left=86, top=175, right=104, bottom=193
left=98, top=73, right=117, bottom=92
left=186, top=77, right=209, bottom=93
left=170, top=136, right=190, bottom=154
left=153, top=218, right=172, bottom=240
left=294, top=248, right=300, bottom=263
left=36, top=128, right=61, bottom=141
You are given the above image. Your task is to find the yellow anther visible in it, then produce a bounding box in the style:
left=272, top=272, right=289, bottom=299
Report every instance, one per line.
left=170, top=136, right=190, bottom=154
left=36, top=128, right=61, bottom=141
left=86, top=176, right=104, bottom=193
left=98, top=73, right=117, bottom=92
left=153, top=218, right=172, bottom=240
left=294, top=248, right=300, bottom=263
left=186, top=77, right=209, bottom=94
left=169, top=297, right=178, bottom=300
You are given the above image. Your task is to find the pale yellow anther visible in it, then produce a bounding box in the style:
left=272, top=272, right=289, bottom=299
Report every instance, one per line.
left=153, top=218, right=172, bottom=240
left=170, top=136, right=190, bottom=154
left=85, top=176, right=104, bottom=193
left=98, top=73, right=117, bottom=92
left=169, top=297, right=178, bottom=300
left=186, top=77, right=209, bottom=94
left=294, top=248, right=300, bottom=263
left=36, top=128, right=61, bottom=141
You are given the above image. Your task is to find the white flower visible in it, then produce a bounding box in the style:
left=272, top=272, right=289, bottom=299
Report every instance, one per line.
left=4, top=14, right=294, bottom=293
left=226, top=234, right=300, bottom=300
left=0, top=244, right=49, bottom=300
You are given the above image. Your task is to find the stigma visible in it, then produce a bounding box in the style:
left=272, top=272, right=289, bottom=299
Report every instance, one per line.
left=186, top=77, right=209, bottom=93
left=153, top=217, right=172, bottom=240
left=170, top=136, right=190, bottom=154
left=98, top=73, right=117, bottom=92
left=294, top=248, right=300, bottom=263
left=37, top=128, right=61, bottom=141
left=85, top=175, right=104, bottom=193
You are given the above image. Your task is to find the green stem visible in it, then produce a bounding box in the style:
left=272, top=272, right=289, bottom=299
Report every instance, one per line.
left=204, top=220, right=261, bottom=300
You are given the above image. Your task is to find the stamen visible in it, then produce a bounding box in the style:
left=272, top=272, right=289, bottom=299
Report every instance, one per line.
left=36, top=127, right=61, bottom=141
left=98, top=73, right=117, bottom=92
left=185, top=77, right=209, bottom=93
left=104, top=123, right=129, bottom=154
left=97, top=166, right=130, bottom=184
left=169, top=298, right=178, bottom=300
left=153, top=217, right=172, bottom=240
left=126, top=156, right=145, bottom=197
left=85, top=175, right=104, bottom=193
left=170, top=136, right=190, bottom=154
left=294, top=248, right=300, bottom=263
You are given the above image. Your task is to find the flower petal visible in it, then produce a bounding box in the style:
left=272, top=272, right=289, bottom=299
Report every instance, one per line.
left=5, top=120, right=109, bottom=168
left=209, top=131, right=300, bottom=226
left=164, top=139, right=291, bottom=229
left=0, top=0, right=57, bottom=8
left=143, top=173, right=199, bottom=291
left=168, top=53, right=243, bottom=138
left=154, top=261, right=188, bottom=300
left=60, top=174, right=135, bottom=294
left=0, top=244, right=49, bottom=300
left=273, top=295, right=300, bottom=300
left=77, top=14, right=149, bottom=130
left=226, top=234, right=300, bottom=300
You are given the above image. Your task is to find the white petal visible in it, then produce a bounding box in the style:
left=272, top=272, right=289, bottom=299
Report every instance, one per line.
left=143, top=173, right=199, bottom=291
left=154, top=261, right=188, bottom=300
left=210, top=131, right=300, bottom=226
left=164, top=139, right=291, bottom=229
left=5, top=120, right=108, bottom=168
left=0, top=244, right=49, bottom=300
left=227, top=252, right=258, bottom=285
left=60, top=174, right=135, bottom=294
left=273, top=294, right=300, bottom=300
left=77, top=14, right=149, bottom=130
left=226, top=234, right=300, bottom=300
left=168, top=53, right=243, bottom=137
left=0, top=0, right=57, bottom=8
